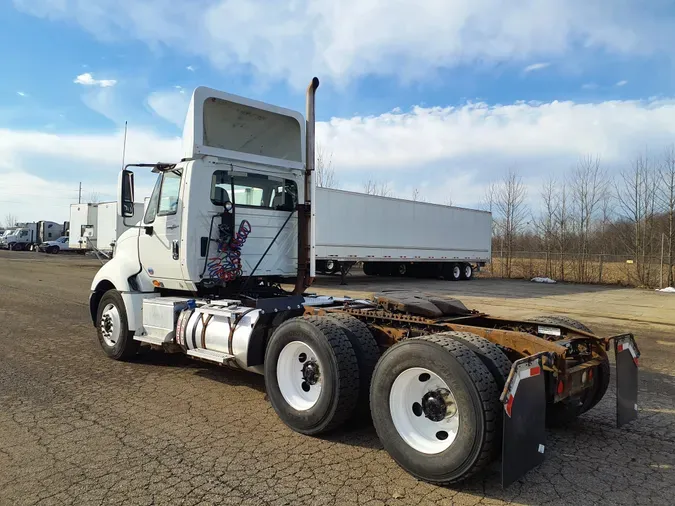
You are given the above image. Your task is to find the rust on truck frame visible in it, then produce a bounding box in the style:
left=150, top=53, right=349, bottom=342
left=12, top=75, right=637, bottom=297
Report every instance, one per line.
left=305, top=302, right=614, bottom=404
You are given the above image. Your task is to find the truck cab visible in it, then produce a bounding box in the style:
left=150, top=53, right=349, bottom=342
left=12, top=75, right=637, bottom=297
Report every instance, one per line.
left=90, top=84, right=316, bottom=331
left=0, top=225, right=36, bottom=251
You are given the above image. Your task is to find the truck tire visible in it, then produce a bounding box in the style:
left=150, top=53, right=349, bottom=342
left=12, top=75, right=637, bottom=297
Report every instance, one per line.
left=363, top=262, right=376, bottom=276
left=327, top=314, right=381, bottom=420
left=442, top=263, right=461, bottom=281
left=370, top=334, right=500, bottom=485
left=96, top=290, right=139, bottom=361
left=325, top=260, right=339, bottom=275
left=264, top=316, right=360, bottom=435
left=393, top=263, right=408, bottom=277
left=460, top=264, right=473, bottom=280
left=444, top=331, right=512, bottom=390
left=47, top=246, right=59, bottom=254
left=529, top=315, right=610, bottom=425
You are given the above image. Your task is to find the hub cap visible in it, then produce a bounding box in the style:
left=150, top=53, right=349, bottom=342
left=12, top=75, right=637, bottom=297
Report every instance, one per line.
left=389, top=367, right=459, bottom=454
left=464, top=265, right=471, bottom=278
left=453, top=265, right=461, bottom=279
left=277, top=341, right=323, bottom=411
left=100, top=303, right=121, bottom=348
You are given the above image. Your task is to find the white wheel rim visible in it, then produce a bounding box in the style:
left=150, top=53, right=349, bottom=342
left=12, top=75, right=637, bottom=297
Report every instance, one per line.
left=277, top=341, right=323, bottom=411
left=326, top=260, right=335, bottom=271
left=464, top=265, right=471, bottom=277
left=389, top=367, right=459, bottom=454
left=453, top=266, right=460, bottom=278
left=100, top=303, right=121, bottom=348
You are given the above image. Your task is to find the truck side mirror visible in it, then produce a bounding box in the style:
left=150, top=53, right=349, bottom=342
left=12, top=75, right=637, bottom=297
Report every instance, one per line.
left=118, top=169, right=135, bottom=218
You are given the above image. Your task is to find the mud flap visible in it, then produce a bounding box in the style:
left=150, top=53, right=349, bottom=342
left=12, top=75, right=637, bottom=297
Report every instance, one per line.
left=614, top=334, right=639, bottom=427
left=501, top=354, right=547, bottom=488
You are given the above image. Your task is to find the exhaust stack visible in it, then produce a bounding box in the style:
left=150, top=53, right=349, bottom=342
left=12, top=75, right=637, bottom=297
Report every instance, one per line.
left=293, top=77, right=320, bottom=295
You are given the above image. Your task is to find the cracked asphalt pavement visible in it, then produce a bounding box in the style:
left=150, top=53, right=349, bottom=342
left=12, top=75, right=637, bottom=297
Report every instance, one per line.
left=2, top=251, right=675, bottom=505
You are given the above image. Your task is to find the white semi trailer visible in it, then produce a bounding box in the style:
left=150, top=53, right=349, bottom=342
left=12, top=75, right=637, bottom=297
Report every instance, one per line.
left=96, top=201, right=144, bottom=254
left=69, top=203, right=98, bottom=251
left=88, top=78, right=639, bottom=488
left=314, top=188, right=491, bottom=280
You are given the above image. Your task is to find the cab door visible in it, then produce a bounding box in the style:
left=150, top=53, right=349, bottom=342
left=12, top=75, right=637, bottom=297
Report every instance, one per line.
left=139, top=167, right=186, bottom=288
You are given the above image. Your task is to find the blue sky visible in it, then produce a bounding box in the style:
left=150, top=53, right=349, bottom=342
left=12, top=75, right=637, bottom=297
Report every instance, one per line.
left=2, top=0, right=675, bottom=223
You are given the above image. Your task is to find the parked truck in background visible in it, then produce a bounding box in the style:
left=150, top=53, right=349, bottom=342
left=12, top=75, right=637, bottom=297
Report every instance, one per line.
left=314, top=188, right=490, bottom=280
left=87, top=78, right=640, bottom=488
left=0, top=221, right=65, bottom=251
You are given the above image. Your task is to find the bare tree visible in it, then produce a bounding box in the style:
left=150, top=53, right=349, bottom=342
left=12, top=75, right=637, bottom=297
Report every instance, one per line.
left=315, top=143, right=339, bottom=189
left=552, top=179, right=570, bottom=281
left=661, top=145, right=675, bottom=286
left=616, top=152, right=658, bottom=285
left=569, top=155, right=609, bottom=282
left=596, top=188, right=614, bottom=283
left=411, top=187, right=427, bottom=202
left=5, top=213, right=17, bottom=228
left=363, top=179, right=393, bottom=197
left=535, top=175, right=558, bottom=278
left=88, top=191, right=102, bottom=204
left=493, top=170, right=528, bottom=278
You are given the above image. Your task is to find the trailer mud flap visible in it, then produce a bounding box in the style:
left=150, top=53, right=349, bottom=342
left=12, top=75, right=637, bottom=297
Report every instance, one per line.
left=614, top=334, right=639, bottom=427
left=501, top=355, right=546, bottom=488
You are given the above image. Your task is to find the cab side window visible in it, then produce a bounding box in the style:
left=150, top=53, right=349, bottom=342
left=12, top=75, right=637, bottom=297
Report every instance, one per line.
left=158, top=171, right=182, bottom=216
left=144, top=175, right=163, bottom=224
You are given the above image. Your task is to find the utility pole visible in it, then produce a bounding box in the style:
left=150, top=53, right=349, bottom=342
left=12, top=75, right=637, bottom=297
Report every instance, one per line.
left=78, top=182, right=82, bottom=204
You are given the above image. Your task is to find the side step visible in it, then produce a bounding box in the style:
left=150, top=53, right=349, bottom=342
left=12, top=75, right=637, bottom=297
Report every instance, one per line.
left=133, top=334, right=169, bottom=346
left=186, top=348, right=235, bottom=365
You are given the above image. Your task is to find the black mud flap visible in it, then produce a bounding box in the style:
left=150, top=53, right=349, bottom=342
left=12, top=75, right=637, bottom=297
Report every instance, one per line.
left=614, top=334, right=639, bottom=427
left=501, top=354, right=547, bottom=488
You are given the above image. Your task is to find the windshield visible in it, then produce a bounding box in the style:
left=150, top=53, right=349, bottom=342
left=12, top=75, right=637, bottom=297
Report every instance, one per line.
left=57, top=237, right=68, bottom=243
left=1, top=230, right=12, bottom=238
left=211, top=171, right=298, bottom=211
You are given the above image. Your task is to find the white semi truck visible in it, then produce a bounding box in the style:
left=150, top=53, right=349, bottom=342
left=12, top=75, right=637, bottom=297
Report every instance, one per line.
left=0, top=221, right=63, bottom=250
left=314, top=188, right=491, bottom=280
left=88, top=78, right=640, bottom=488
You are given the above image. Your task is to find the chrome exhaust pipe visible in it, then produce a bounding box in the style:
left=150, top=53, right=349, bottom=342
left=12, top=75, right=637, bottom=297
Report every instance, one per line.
left=294, top=77, right=319, bottom=295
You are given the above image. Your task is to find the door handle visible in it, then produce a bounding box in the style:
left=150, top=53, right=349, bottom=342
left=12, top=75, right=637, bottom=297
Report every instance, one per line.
left=172, top=240, right=179, bottom=260
left=167, top=224, right=179, bottom=230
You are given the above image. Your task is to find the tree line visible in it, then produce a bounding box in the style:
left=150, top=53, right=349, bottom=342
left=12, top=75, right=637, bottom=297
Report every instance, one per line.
left=486, top=148, right=675, bottom=288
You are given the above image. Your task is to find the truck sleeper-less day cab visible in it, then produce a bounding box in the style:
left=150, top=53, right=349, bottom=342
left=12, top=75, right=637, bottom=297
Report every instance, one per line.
left=89, top=78, right=640, bottom=487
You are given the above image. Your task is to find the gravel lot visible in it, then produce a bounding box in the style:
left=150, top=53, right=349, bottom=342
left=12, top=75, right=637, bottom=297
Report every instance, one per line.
left=1, top=251, right=675, bottom=505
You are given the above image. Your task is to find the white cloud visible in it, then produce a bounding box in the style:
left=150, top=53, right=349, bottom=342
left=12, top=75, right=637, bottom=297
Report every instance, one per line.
left=186, top=65, right=195, bottom=72
left=523, top=62, right=550, bottom=73
left=0, top=126, right=181, bottom=221
left=147, top=89, right=191, bottom=127
left=316, top=97, right=675, bottom=207
left=74, top=72, right=117, bottom=87
left=616, top=80, right=628, bottom=86
left=582, top=83, right=599, bottom=90
left=4, top=93, right=675, bottom=221
left=16, top=91, right=26, bottom=97
left=13, top=0, right=673, bottom=87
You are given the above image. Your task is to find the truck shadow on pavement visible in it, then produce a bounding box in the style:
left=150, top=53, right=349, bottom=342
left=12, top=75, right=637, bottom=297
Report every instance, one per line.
left=131, top=348, right=675, bottom=504
left=134, top=347, right=266, bottom=393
